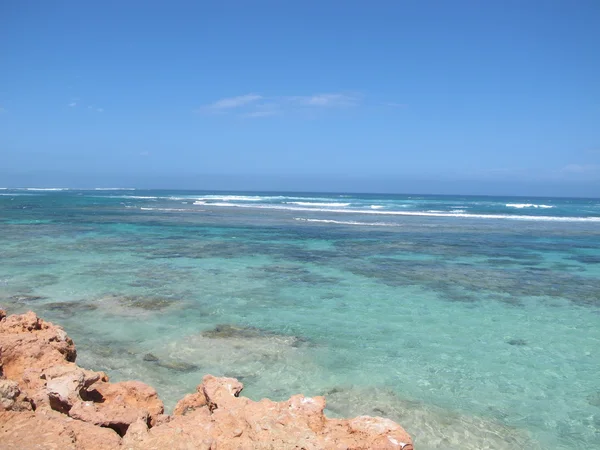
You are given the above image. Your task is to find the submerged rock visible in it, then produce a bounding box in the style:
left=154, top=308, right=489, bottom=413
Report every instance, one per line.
left=142, top=352, right=199, bottom=372
left=202, top=323, right=310, bottom=348
left=202, top=323, right=263, bottom=339
left=143, top=353, right=159, bottom=362
left=112, top=294, right=176, bottom=310
left=0, top=310, right=413, bottom=449
left=44, top=301, right=98, bottom=314
left=506, top=338, right=528, bottom=346
left=9, top=294, right=47, bottom=302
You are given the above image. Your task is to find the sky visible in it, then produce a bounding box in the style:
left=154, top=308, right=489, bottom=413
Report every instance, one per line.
left=1, top=1, right=599, bottom=196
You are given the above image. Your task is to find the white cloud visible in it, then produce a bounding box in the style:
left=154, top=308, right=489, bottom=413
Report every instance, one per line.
left=139, top=151, right=150, bottom=157
left=68, top=102, right=77, bottom=107
left=97, top=108, right=104, bottom=113
left=204, top=94, right=262, bottom=111
left=197, top=92, right=361, bottom=118
left=242, top=110, right=280, bottom=118
left=287, top=93, right=358, bottom=107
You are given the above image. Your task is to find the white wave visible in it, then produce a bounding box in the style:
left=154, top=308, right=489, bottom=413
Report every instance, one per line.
left=286, top=202, right=351, bottom=207
left=370, top=205, right=384, bottom=209
left=451, top=209, right=466, bottom=213
left=95, top=195, right=158, bottom=199
left=121, top=195, right=157, bottom=199
left=94, top=187, right=135, bottom=190
left=193, top=201, right=206, bottom=205
left=140, top=207, right=195, bottom=212
left=21, top=188, right=69, bottom=191
left=195, top=195, right=271, bottom=202
left=506, top=203, right=554, bottom=209
left=193, top=202, right=600, bottom=222
left=294, top=218, right=400, bottom=227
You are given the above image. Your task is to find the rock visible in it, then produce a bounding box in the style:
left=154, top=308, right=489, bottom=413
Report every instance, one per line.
left=114, top=294, right=175, bottom=310
left=0, top=311, right=76, bottom=381
left=9, top=294, right=47, bottom=302
left=173, top=392, right=207, bottom=416
left=43, top=364, right=106, bottom=413
left=143, top=352, right=159, bottom=362
left=507, top=338, right=527, bottom=346
left=156, top=359, right=199, bottom=372
left=0, top=311, right=413, bottom=449
left=202, top=323, right=263, bottom=339
left=85, top=380, right=164, bottom=427
left=69, top=400, right=149, bottom=437
left=0, top=410, right=121, bottom=449
left=0, top=379, right=32, bottom=412
left=143, top=352, right=199, bottom=372
left=125, top=375, right=413, bottom=449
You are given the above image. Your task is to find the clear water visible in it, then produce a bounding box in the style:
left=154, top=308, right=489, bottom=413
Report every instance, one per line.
left=1, top=188, right=599, bottom=449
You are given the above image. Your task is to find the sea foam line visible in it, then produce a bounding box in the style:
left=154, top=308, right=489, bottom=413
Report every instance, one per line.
left=506, top=203, right=554, bottom=209
left=192, top=202, right=600, bottom=222
left=294, top=218, right=400, bottom=227
left=140, top=207, right=195, bottom=212
left=286, top=202, right=351, bottom=207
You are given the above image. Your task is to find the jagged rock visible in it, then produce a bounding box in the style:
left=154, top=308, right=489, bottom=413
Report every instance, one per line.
left=0, top=410, right=122, bottom=449
left=173, top=391, right=207, bottom=416
left=0, top=311, right=413, bottom=449
left=0, top=311, right=76, bottom=382
left=91, top=381, right=164, bottom=423
left=43, top=364, right=107, bottom=413
left=122, top=375, right=413, bottom=449
left=0, top=379, right=32, bottom=412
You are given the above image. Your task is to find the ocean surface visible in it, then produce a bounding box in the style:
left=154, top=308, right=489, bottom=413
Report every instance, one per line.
left=1, top=188, right=599, bottom=449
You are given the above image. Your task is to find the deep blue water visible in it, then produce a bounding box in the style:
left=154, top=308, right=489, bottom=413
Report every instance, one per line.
left=1, top=188, right=599, bottom=449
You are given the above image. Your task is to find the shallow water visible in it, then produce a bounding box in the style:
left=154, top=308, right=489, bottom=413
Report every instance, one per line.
left=1, top=189, right=599, bottom=449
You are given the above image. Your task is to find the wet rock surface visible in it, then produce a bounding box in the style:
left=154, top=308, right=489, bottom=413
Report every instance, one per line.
left=0, top=311, right=413, bottom=449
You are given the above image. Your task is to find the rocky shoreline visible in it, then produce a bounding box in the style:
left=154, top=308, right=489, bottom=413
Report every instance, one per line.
left=0, top=309, right=413, bottom=449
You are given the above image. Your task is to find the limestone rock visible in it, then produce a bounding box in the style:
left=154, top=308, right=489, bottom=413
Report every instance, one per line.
left=0, top=311, right=76, bottom=382
left=173, top=391, right=207, bottom=416
left=127, top=375, right=413, bottom=450
left=0, top=410, right=121, bottom=449
left=0, top=379, right=32, bottom=412
left=0, top=311, right=413, bottom=450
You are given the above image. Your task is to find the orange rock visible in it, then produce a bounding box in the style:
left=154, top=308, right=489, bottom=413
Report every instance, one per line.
left=0, top=311, right=413, bottom=450
left=0, top=311, right=76, bottom=382
left=90, top=380, right=164, bottom=425
left=172, top=391, right=207, bottom=416
left=0, top=410, right=121, bottom=449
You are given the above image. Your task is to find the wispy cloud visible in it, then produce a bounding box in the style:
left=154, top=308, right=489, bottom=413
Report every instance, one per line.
left=203, top=94, right=263, bottom=112
left=68, top=102, right=77, bottom=107
left=287, top=93, right=359, bottom=107
left=242, top=110, right=280, bottom=118
left=197, top=92, right=360, bottom=118
left=0, top=106, right=5, bottom=113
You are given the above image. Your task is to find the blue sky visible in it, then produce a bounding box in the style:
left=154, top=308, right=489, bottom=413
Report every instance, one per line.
left=1, top=1, right=599, bottom=195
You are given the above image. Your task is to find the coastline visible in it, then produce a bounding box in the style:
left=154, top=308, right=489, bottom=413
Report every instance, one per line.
left=0, top=309, right=413, bottom=449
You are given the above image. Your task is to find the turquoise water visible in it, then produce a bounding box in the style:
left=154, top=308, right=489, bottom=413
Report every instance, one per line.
left=1, top=189, right=599, bottom=449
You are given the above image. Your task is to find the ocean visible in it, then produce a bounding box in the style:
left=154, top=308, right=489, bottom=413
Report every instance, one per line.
left=1, top=188, right=599, bottom=449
